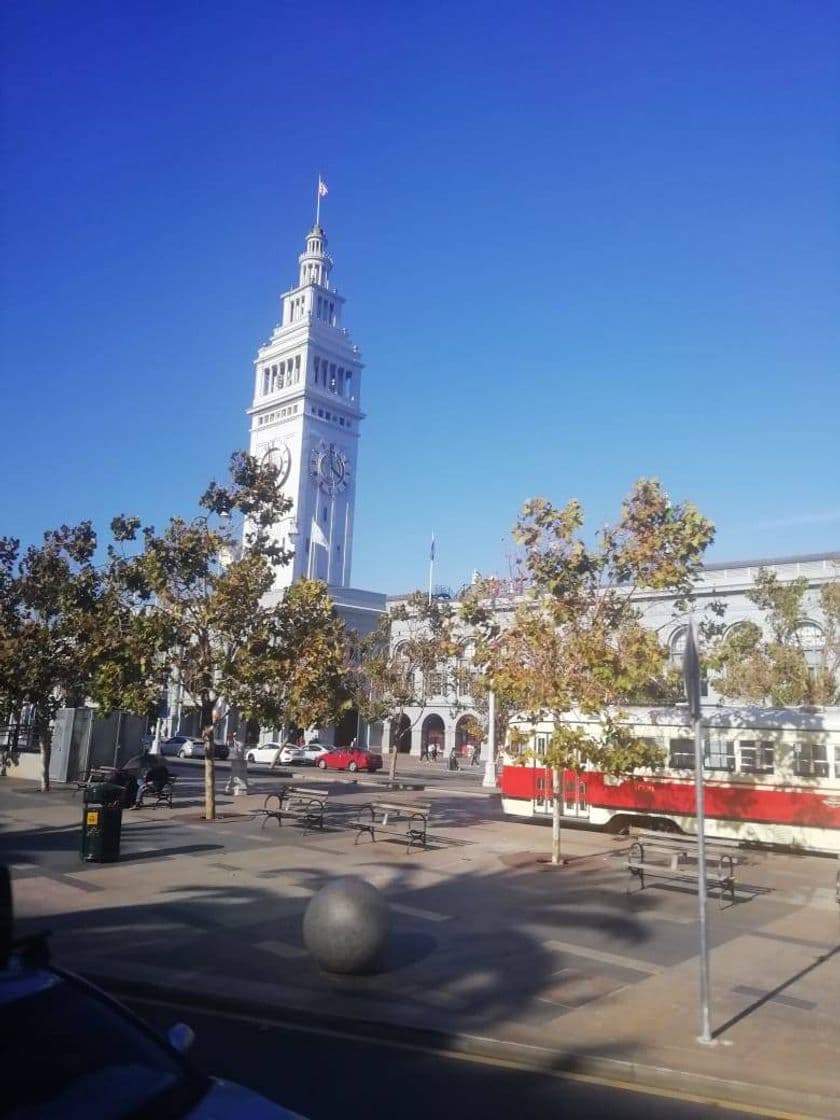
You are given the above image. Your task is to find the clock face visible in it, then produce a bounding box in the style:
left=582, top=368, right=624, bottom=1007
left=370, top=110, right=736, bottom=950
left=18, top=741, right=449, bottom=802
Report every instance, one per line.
left=263, top=441, right=292, bottom=486
left=310, top=442, right=350, bottom=495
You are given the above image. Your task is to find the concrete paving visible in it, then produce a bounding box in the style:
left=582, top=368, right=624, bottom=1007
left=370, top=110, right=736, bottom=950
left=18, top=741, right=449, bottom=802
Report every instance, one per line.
left=2, top=773, right=838, bottom=1118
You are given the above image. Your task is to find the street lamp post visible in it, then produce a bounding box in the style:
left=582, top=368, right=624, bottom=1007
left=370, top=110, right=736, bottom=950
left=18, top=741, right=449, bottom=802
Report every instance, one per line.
left=482, top=688, right=497, bottom=788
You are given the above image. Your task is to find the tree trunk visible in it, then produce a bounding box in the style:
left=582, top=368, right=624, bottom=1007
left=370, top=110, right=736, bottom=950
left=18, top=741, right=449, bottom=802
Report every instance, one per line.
left=201, top=699, right=216, bottom=821
left=39, top=724, right=51, bottom=793
left=551, top=765, right=562, bottom=865
left=388, top=710, right=405, bottom=782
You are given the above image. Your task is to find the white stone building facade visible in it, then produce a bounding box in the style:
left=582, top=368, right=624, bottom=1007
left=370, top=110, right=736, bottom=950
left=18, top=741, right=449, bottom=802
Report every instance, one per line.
left=379, top=552, right=840, bottom=760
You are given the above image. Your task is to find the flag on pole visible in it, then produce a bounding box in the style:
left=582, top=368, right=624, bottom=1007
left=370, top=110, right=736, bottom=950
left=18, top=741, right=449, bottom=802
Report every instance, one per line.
left=311, top=518, right=328, bottom=549
left=318, top=177, right=328, bottom=197
left=429, top=533, right=436, bottom=561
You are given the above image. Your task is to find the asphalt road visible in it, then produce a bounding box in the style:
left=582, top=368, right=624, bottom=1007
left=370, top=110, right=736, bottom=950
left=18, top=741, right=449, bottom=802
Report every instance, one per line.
left=124, top=994, right=764, bottom=1120
left=167, top=755, right=489, bottom=791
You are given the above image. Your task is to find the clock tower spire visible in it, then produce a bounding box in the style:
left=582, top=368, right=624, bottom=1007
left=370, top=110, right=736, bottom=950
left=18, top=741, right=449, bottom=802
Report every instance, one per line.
left=247, top=209, right=364, bottom=593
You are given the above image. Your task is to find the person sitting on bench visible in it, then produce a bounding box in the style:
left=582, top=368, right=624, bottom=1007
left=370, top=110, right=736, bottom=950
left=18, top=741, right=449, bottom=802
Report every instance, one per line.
left=131, top=761, right=171, bottom=809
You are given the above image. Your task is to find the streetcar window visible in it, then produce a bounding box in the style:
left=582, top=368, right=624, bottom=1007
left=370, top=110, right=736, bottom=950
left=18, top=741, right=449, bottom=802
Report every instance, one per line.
left=704, top=737, right=735, bottom=771
left=739, top=740, right=775, bottom=774
left=793, top=743, right=829, bottom=778
left=669, top=739, right=694, bottom=769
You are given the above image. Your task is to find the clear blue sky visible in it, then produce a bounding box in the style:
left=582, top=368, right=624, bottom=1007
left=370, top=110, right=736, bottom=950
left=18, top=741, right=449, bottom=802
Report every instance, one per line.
left=2, top=1, right=838, bottom=596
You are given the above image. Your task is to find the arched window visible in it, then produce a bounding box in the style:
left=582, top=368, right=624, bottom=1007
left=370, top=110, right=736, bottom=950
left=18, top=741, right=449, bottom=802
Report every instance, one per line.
left=668, top=627, right=688, bottom=665
left=795, top=622, right=824, bottom=669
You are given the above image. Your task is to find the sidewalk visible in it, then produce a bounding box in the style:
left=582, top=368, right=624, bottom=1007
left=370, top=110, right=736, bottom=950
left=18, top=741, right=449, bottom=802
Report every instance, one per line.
left=3, top=779, right=838, bottom=1118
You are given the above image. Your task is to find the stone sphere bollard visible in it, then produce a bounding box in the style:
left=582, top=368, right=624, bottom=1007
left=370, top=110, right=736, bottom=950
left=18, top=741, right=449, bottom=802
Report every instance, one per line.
left=303, top=876, right=391, bottom=975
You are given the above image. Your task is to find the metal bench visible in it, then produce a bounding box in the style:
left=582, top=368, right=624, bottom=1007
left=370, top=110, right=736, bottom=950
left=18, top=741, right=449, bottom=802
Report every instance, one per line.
left=136, top=775, right=176, bottom=809
left=349, top=800, right=432, bottom=853
left=256, top=786, right=329, bottom=832
left=626, top=833, right=737, bottom=905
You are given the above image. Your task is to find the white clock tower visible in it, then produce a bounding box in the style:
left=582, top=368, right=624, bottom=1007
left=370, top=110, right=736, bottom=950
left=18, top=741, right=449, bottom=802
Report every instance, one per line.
left=247, top=216, right=364, bottom=591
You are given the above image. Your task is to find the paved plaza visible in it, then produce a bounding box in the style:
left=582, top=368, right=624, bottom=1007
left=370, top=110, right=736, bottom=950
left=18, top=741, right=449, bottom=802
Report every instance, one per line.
left=2, top=769, right=839, bottom=1118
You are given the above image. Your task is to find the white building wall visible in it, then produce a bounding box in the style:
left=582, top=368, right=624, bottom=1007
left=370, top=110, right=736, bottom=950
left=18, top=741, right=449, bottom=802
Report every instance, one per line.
left=383, top=553, right=840, bottom=757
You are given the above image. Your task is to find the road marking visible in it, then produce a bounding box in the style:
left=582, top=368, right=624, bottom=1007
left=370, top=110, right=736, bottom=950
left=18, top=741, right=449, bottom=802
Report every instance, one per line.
left=121, top=992, right=817, bottom=1120
left=543, top=939, right=664, bottom=975
left=390, top=902, right=451, bottom=922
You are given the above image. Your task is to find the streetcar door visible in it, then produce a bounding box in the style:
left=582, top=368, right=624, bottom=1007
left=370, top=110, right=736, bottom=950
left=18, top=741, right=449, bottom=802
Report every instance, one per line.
left=563, top=770, right=589, bottom=820
left=532, top=737, right=552, bottom=816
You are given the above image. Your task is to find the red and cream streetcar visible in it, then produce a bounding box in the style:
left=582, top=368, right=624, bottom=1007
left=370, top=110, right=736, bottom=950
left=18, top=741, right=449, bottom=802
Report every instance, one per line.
left=500, top=706, right=840, bottom=854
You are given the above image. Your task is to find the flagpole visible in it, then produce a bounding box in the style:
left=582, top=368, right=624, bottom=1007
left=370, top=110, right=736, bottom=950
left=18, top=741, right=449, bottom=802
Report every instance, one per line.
left=315, top=175, right=321, bottom=226
left=428, top=535, right=434, bottom=605
left=327, top=492, right=336, bottom=585
left=342, top=502, right=350, bottom=587
left=308, top=530, right=314, bottom=580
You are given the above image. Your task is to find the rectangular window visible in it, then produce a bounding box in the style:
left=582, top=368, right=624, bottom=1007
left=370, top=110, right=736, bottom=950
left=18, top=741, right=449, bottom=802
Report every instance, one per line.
left=535, top=735, right=547, bottom=756
left=669, top=738, right=694, bottom=769
left=295, top=355, right=301, bottom=382
left=705, top=736, right=735, bottom=771
left=739, top=740, right=775, bottom=774
left=314, top=357, right=320, bottom=383
left=794, top=743, right=829, bottom=778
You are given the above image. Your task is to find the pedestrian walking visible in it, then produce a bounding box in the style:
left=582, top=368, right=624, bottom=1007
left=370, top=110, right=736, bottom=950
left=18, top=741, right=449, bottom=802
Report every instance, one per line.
left=225, top=724, right=251, bottom=796
left=420, top=742, right=429, bottom=762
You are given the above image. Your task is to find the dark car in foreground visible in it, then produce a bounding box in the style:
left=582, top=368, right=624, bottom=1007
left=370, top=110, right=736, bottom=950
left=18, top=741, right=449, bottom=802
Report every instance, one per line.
left=2, top=943, right=306, bottom=1119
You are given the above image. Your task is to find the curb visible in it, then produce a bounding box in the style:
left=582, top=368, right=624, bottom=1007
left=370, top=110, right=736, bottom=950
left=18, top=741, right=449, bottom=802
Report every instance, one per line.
left=87, top=971, right=836, bottom=1120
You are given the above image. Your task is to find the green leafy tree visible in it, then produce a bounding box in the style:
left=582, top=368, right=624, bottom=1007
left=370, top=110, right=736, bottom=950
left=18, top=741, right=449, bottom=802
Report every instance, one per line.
left=109, top=451, right=295, bottom=820
left=0, top=526, right=115, bottom=790
left=458, top=577, right=523, bottom=770
left=710, top=567, right=840, bottom=705
left=354, top=591, right=460, bottom=780
left=488, top=479, right=715, bottom=863
left=239, top=577, right=354, bottom=738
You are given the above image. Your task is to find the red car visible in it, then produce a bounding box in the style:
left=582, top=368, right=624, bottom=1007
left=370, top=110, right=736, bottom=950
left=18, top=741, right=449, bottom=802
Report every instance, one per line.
left=317, top=747, right=383, bottom=773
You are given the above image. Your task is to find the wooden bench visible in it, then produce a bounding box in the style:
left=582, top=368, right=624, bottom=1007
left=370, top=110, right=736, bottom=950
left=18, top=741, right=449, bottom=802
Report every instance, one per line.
left=256, top=786, right=330, bottom=832
left=349, top=800, right=432, bottom=853
left=626, top=831, right=737, bottom=905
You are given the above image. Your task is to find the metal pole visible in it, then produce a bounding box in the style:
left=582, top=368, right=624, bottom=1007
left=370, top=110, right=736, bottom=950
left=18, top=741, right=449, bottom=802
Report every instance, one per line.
left=694, top=709, right=713, bottom=1044
left=112, top=711, right=122, bottom=768
left=327, top=491, right=335, bottom=584
left=483, top=688, right=497, bottom=788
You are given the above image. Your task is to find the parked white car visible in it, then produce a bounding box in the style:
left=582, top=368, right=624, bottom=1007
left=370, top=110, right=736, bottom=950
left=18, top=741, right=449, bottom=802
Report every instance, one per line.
left=278, top=742, right=307, bottom=766
left=301, top=742, right=330, bottom=766
left=244, top=742, right=283, bottom=765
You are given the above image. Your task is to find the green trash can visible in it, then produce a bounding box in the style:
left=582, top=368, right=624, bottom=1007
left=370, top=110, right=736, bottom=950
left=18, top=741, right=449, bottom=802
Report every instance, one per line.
left=81, top=782, right=124, bottom=863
